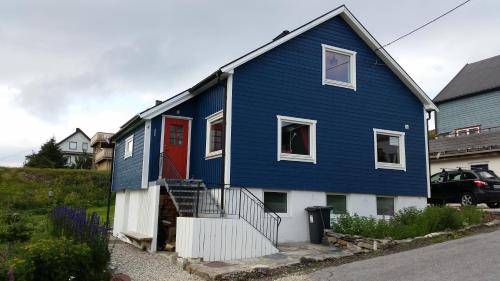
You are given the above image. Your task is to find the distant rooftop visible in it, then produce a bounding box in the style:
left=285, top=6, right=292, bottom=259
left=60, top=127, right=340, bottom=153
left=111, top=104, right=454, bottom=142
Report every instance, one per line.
left=433, top=55, right=500, bottom=104
left=429, top=127, right=500, bottom=159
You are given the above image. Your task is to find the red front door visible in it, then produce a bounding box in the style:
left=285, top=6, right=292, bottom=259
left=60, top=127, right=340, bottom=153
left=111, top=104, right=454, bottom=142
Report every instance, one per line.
left=163, top=118, right=189, bottom=179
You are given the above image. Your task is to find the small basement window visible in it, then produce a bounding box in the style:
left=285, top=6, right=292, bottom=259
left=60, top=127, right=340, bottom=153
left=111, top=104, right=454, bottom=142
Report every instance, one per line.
left=373, top=128, right=406, bottom=171
left=205, top=111, right=224, bottom=159
left=69, top=141, right=77, bottom=150
left=377, top=197, right=394, bottom=216
left=326, top=194, right=347, bottom=215
left=277, top=115, right=317, bottom=163
left=264, top=191, right=288, bottom=214
left=124, top=135, right=134, bottom=159
left=322, top=44, right=356, bottom=90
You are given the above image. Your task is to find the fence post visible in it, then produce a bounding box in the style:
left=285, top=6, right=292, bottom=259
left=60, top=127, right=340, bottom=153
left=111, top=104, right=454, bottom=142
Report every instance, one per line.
left=238, top=188, right=242, bottom=219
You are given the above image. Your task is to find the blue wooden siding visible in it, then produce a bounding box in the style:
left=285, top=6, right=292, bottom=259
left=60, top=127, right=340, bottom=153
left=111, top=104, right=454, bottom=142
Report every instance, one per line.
left=112, top=124, right=145, bottom=191
left=230, top=16, right=427, bottom=197
left=148, top=84, right=225, bottom=187
left=436, top=90, right=500, bottom=134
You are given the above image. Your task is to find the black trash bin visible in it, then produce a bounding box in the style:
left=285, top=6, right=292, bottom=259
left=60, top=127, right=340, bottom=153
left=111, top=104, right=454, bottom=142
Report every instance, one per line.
left=305, top=206, right=332, bottom=244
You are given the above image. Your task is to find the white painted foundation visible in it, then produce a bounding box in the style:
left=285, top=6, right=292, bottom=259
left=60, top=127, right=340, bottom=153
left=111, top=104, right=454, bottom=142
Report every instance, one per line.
left=245, top=188, right=428, bottom=243
left=113, top=185, right=160, bottom=251
left=176, top=217, right=278, bottom=261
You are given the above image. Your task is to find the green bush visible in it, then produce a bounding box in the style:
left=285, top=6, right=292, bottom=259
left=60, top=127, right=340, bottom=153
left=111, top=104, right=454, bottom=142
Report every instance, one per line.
left=0, top=213, right=33, bottom=243
left=331, top=206, right=485, bottom=240
left=63, top=192, right=88, bottom=209
left=11, top=238, right=110, bottom=281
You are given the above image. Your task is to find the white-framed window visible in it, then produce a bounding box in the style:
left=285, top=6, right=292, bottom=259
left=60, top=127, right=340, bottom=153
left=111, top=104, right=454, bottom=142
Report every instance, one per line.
left=326, top=194, right=347, bottom=215
left=205, top=111, right=224, bottom=159
left=454, top=125, right=480, bottom=136
left=277, top=115, right=317, bottom=163
left=82, top=142, right=88, bottom=152
left=69, top=141, right=77, bottom=150
left=373, top=128, right=406, bottom=171
left=376, top=196, right=395, bottom=217
left=124, top=135, right=134, bottom=159
left=322, top=44, right=356, bottom=90
left=263, top=191, right=288, bottom=214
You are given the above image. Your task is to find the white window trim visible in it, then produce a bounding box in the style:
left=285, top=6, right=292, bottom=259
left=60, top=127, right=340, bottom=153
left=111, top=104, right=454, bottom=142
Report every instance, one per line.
left=376, top=195, right=395, bottom=218
left=322, top=44, right=357, bottom=90
left=277, top=115, right=317, bottom=164
left=124, top=135, right=134, bottom=159
left=373, top=128, right=406, bottom=171
left=69, top=141, right=77, bottom=150
left=205, top=110, right=224, bottom=159
left=454, top=125, right=480, bottom=136
left=263, top=190, right=291, bottom=217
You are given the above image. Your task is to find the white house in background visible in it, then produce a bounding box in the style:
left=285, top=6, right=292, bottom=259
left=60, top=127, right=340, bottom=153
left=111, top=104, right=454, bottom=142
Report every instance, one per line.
left=57, top=128, right=91, bottom=166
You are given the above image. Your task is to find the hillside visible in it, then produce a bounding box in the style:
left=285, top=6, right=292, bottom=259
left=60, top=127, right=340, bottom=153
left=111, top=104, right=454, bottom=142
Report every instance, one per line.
left=0, top=167, right=111, bottom=213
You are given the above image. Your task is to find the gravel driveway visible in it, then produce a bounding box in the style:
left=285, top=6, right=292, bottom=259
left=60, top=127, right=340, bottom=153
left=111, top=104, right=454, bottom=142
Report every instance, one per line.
left=273, top=228, right=500, bottom=281
left=110, top=239, right=201, bottom=281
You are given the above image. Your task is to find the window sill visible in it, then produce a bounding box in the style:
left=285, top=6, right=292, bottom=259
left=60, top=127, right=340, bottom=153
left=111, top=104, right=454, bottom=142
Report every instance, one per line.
left=375, top=162, right=406, bottom=171
left=124, top=154, right=132, bottom=159
left=323, top=79, right=356, bottom=91
left=279, top=153, right=316, bottom=164
left=205, top=151, right=222, bottom=160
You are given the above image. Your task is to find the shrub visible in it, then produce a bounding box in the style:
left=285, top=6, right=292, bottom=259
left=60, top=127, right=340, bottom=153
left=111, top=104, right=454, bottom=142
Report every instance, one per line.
left=11, top=238, right=95, bottom=281
left=63, top=192, right=88, bottom=209
left=49, top=206, right=110, bottom=280
left=460, top=205, right=484, bottom=226
left=0, top=213, right=33, bottom=243
left=331, top=206, right=485, bottom=240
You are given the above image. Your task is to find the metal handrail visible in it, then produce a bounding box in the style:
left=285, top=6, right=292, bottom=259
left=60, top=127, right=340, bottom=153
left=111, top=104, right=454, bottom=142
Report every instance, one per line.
left=159, top=152, right=183, bottom=179
left=193, top=185, right=281, bottom=246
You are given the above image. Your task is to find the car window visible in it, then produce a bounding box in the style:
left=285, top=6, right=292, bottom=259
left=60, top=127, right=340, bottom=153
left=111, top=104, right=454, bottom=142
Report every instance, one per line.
left=478, top=171, right=498, bottom=180
left=448, top=172, right=461, bottom=181
left=430, top=173, right=445, bottom=184
left=462, top=172, right=477, bottom=180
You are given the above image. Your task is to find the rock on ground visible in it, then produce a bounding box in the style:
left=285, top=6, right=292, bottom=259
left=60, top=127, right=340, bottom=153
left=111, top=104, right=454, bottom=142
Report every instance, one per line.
left=110, top=239, right=201, bottom=281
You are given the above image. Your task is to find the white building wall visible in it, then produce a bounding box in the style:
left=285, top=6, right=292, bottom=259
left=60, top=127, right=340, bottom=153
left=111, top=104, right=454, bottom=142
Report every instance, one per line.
left=431, top=155, right=500, bottom=175
left=112, top=186, right=160, bottom=251
left=57, top=131, right=91, bottom=165
left=246, top=188, right=428, bottom=243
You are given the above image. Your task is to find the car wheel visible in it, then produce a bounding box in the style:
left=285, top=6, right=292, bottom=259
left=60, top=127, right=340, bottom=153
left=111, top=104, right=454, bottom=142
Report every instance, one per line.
left=486, top=202, right=500, bottom=209
left=460, top=193, right=477, bottom=206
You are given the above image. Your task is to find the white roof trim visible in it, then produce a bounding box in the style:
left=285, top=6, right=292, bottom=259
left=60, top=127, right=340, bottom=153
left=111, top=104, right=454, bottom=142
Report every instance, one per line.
left=220, top=6, right=438, bottom=112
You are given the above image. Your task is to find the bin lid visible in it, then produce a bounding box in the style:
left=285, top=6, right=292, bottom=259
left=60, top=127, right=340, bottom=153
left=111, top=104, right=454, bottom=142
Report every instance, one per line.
left=305, top=206, right=333, bottom=211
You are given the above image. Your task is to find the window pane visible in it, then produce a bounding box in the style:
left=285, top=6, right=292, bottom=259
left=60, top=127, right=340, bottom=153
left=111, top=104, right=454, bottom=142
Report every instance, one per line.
left=169, top=125, right=183, bottom=145
left=69, top=142, right=77, bottom=150
left=281, top=122, right=310, bottom=155
left=430, top=173, right=445, bottom=184
left=82, top=142, right=88, bottom=151
left=377, top=197, right=394, bottom=216
left=462, top=172, right=477, bottom=180
left=327, top=195, right=347, bottom=214
left=448, top=172, right=461, bottom=181
left=264, top=192, right=287, bottom=213
left=376, top=134, right=400, bottom=164
left=209, top=119, right=223, bottom=152
left=325, top=50, right=350, bottom=83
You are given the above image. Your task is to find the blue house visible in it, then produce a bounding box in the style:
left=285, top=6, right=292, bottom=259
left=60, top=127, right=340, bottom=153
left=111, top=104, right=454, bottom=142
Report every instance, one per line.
left=110, top=6, right=437, bottom=260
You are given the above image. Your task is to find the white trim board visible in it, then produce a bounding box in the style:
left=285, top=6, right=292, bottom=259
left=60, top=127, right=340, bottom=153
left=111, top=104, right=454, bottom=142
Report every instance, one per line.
left=424, top=108, right=431, bottom=198
left=141, top=120, right=152, bottom=188
left=224, top=74, right=233, bottom=186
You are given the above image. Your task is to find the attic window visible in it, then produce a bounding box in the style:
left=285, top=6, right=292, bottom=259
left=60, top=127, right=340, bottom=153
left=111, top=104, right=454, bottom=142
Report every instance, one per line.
left=322, top=44, right=356, bottom=90
left=69, top=142, right=77, bottom=150
left=124, top=135, right=134, bottom=159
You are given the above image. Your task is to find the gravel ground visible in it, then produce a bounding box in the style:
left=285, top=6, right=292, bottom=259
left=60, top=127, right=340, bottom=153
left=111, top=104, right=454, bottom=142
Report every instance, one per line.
left=109, top=239, right=201, bottom=281
left=272, top=228, right=500, bottom=281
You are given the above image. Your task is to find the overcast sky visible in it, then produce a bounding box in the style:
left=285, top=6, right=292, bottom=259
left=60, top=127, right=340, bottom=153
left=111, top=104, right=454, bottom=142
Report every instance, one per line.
left=0, top=0, right=499, bottom=166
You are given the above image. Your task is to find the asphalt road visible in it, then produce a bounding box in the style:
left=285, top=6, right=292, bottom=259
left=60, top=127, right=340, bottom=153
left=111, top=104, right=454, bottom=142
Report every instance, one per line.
left=277, top=229, right=500, bottom=281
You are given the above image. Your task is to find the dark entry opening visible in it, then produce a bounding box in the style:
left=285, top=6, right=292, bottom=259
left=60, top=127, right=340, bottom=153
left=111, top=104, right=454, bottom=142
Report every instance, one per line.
left=157, top=186, right=178, bottom=251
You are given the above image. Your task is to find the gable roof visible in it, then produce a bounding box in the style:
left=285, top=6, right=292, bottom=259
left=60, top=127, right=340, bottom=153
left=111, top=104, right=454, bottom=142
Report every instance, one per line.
left=57, top=128, right=91, bottom=145
left=119, top=5, right=437, bottom=137
left=433, top=55, right=500, bottom=104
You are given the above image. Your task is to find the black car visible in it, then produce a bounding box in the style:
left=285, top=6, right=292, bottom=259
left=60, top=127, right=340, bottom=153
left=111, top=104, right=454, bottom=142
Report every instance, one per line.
left=429, top=168, right=500, bottom=208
